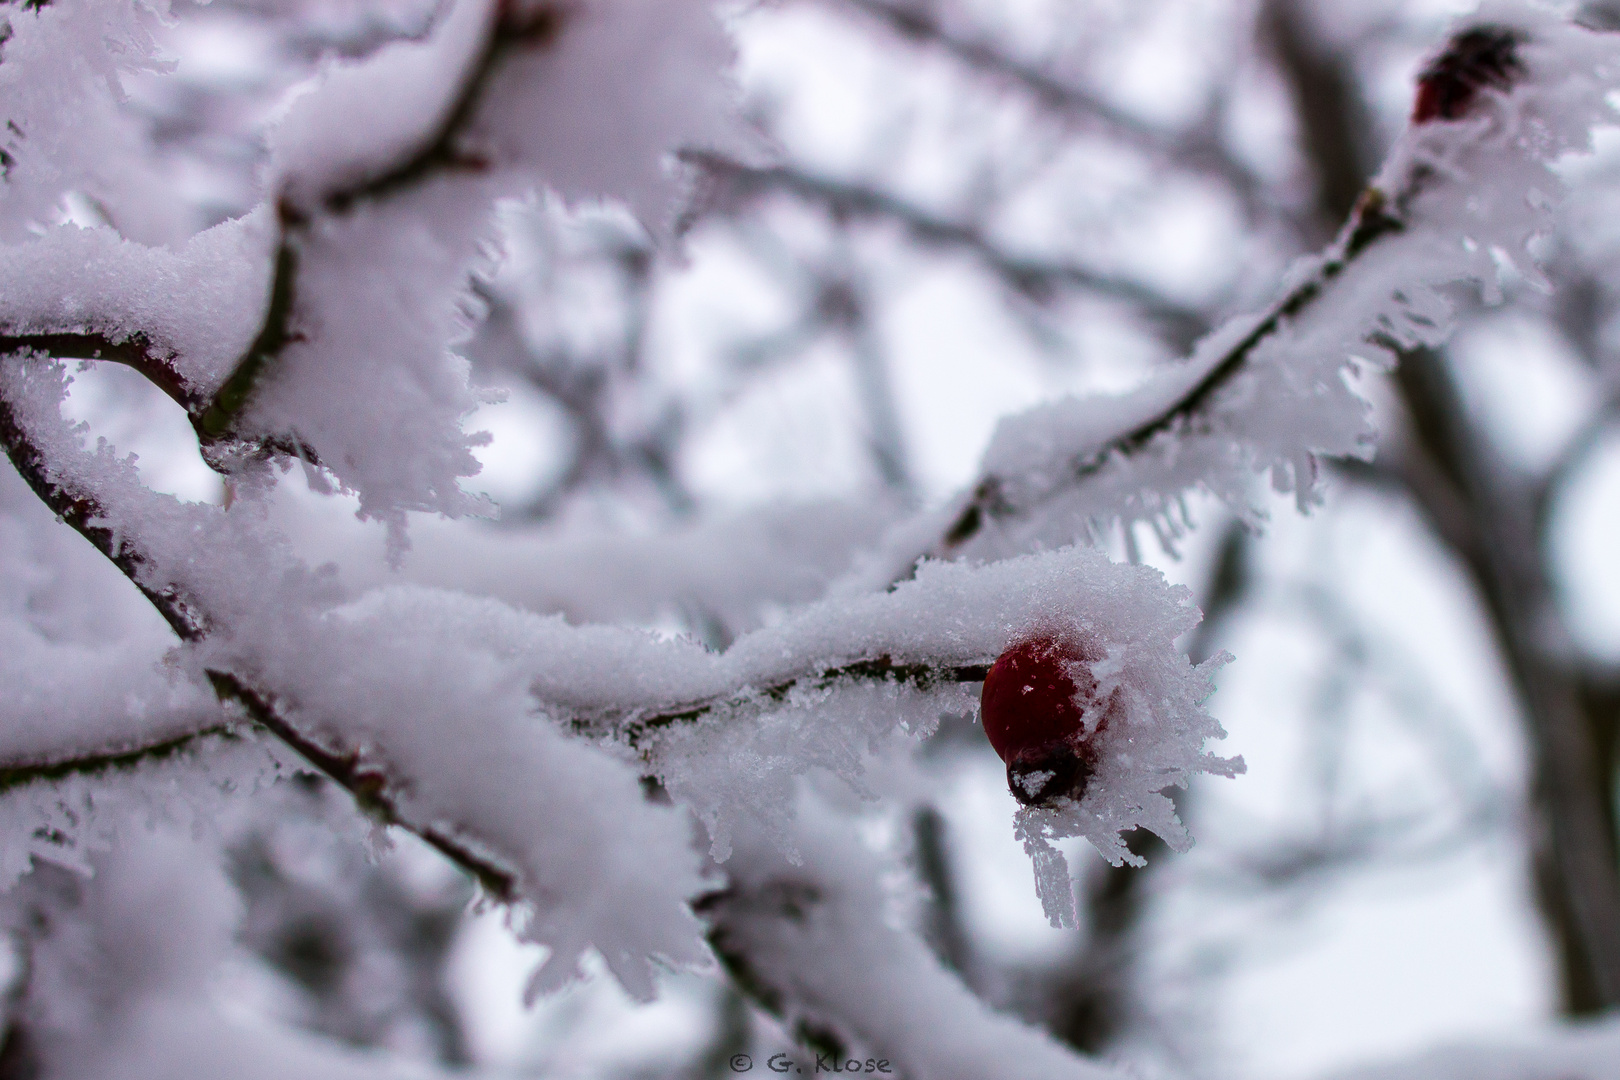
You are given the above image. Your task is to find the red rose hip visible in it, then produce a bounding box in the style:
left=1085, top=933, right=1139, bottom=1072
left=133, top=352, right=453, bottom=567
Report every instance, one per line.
left=981, top=635, right=1109, bottom=808
left=1411, top=26, right=1524, bottom=124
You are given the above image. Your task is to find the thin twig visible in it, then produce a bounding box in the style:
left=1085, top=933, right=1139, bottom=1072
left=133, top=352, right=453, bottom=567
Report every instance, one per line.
left=574, top=657, right=992, bottom=749
left=684, top=149, right=1208, bottom=347
left=0, top=331, right=205, bottom=414
left=818, top=0, right=1270, bottom=210
left=0, top=726, right=236, bottom=797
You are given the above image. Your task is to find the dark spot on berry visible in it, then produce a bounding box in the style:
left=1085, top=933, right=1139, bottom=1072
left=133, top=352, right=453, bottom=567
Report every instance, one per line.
left=1006, top=742, right=1097, bottom=808
left=1412, top=25, right=1526, bottom=124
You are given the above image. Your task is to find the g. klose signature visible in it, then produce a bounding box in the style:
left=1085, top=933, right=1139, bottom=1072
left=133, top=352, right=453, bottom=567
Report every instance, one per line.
left=728, top=1052, right=894, bottom=1073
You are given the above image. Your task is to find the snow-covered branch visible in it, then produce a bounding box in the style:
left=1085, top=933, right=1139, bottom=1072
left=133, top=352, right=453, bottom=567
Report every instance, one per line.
left=838, top=9, right=1620, bottom=588
left=700, top=800, right=1126, bottom=1080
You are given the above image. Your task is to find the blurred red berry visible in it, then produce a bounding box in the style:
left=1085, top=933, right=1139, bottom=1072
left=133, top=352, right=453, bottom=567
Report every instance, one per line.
left=981, top=635, right=1108, bottom=807
left=1412, top=26, right=1524, bottom=124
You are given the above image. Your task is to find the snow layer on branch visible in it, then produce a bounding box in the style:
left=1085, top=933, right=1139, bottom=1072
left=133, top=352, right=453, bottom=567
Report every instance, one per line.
left=967, top=1, right=1620, bottom=557
left=242, top=179, right=500, bottom=540
left=267, top=487, right=899, bottom=628
left=0, top=211, right=275, bottom=391
left=271, top=0, right=494, bottom=208
left=246, top=0, right=445, bottom=58
left=0, top=549, right=216, bottom=772
left=0, top=461, right=239, bottom=885
left=714, top=799, right=1125, bottom=1080
left=0, top=353, right=1235, bottom=982
left=466, top=0, right=755, bottom=233
left=254, top=542, right=1236, bottom=880
left=272, top=0, right=752, bottom=223
left=0, top=463, right=218, bottom=767
left=0, top=0, right=194, bottom=244
left=246, top=585, right=715, bottom=1001
left=254, top=0, right=751, bottom=530
left=235, top=598, right=712, bottom=1001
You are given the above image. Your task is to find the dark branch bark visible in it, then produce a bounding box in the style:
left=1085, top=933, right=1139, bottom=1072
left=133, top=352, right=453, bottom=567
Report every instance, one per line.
left=695, top=885, right=852, bottom=1064
left=203, top=672, right=519, bottom=904
left=0, top=331, right=205, bottom=415
left=198, top=241, right=300, bottom=439
left=0, top=726, right=234, bottom=797
left=1038, top=828, right=1166, bottom=1054
left=911, top=805, right=975, bottom=982
left=0, top=376, right=209, bottom=643
left=318, top=4, right=568, bottom=216
left=1260, top=0, right=1376, bottom=229
left=464, top=275, right=697, bottom=521
left=0, top=350, right=998, bottom=917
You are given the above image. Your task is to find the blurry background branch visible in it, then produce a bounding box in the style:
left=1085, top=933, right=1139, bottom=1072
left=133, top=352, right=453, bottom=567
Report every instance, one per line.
left=1261, top=0, right=1620, bottom=1009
